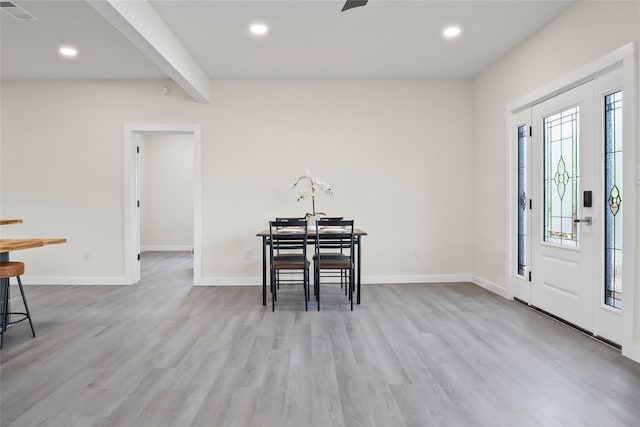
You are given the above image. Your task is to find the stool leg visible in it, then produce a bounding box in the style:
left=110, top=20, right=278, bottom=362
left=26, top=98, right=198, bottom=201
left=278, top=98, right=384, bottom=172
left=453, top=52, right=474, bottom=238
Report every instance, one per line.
left=1, top=280, right=9, bottom=349
left=16, top=276, right=36, bottom=338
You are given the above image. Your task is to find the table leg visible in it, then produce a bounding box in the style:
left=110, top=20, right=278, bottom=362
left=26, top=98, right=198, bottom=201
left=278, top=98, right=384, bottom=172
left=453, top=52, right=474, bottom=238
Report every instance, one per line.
left=262, top=236, right=267, bottom=306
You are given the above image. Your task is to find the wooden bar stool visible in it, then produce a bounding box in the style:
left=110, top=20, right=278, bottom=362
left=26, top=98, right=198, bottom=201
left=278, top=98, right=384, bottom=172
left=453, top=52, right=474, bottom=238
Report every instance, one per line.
left=1, top=262, right=36, bottom=349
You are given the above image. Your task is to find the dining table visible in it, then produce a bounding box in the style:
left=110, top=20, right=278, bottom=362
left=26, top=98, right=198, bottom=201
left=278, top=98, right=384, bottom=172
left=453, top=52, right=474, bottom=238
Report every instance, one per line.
left=256, top=226, right=368, bottom=307
left=1, top=219, right=66, bottom=335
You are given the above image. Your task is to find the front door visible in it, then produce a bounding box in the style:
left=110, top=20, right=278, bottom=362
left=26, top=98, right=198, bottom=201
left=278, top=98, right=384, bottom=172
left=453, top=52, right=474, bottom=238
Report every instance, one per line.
left=527, top=71, right=625, bottom=345
left=531, top=81, right=596, bottom=332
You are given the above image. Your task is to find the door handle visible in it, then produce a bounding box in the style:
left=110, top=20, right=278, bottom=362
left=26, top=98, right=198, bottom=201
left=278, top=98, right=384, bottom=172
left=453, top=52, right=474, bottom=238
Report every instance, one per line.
left=574, top=217, right=592, bottom=225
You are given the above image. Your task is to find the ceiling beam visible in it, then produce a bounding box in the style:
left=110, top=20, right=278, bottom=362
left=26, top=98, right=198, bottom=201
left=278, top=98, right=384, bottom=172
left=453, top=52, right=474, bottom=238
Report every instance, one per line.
left=87, top=0, right=211, bottom=103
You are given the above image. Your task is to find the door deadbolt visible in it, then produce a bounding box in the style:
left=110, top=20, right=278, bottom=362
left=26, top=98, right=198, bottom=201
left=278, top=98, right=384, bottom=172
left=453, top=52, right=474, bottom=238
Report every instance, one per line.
left=574, top=217, right=593, bottom=225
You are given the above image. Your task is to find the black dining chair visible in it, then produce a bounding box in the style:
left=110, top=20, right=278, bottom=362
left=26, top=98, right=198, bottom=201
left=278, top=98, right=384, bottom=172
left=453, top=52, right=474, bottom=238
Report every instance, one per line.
left=315, top=216, right=346, bottom=292
left=313, top=219, right=355, bottom=311
left=269, top=219, right=309, bottom=311
left=273, top=217, right=306, bottom=289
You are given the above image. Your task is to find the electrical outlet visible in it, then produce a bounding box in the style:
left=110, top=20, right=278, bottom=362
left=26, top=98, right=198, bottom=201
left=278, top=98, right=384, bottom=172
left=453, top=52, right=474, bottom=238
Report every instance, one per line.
left=83, top=251, right=92, bottom=261
left=245, top=249, right=253, bottom=260
left=414, top=247, right=423, bottom=257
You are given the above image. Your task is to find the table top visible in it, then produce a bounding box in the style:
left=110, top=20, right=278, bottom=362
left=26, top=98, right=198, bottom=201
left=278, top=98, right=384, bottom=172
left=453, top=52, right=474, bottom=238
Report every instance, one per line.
left=256, top=228, right=367, bottom=237
left=0, top=219, right=23, bottom=225
left=0, top=238, right=67, bottom=252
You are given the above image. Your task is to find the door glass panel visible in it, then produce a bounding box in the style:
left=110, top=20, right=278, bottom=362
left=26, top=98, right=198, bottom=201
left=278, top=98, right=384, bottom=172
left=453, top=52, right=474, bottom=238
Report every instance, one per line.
left=543, top=107, right=579, bottom=246
left=605, top=91, right=622, bottom=309
left=517, top=125, right=527, bottom=276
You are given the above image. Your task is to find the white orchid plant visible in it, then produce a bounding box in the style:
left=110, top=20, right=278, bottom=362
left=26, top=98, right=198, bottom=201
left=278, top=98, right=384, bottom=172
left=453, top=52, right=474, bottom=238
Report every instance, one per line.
left=292, top=170, right=333, bottom=217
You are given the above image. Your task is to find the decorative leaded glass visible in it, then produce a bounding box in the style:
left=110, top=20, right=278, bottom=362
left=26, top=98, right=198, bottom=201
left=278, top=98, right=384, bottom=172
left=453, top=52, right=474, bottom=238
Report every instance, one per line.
left=517, top=125, right=527, bottom=276
left=543, top=107, right=579, bottom=246
left=605, top=91, right=622, bottom=309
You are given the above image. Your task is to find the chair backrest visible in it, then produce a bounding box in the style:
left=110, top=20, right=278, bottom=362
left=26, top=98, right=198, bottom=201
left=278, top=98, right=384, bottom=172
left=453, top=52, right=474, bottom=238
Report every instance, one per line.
left=275, top=217, right=305, bottom=222
left=317, top=216, right=344, bottom=221
left=314, top=219, right=354, bottom=255
left=269, top=219, right=308, bottom=262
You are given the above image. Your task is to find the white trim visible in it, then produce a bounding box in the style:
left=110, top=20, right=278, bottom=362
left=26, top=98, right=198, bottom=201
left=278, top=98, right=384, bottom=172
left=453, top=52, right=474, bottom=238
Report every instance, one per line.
left=505, top=42, right=638, bottom=362
left=197, top=274, right=475, bottom=287
left=21, top=276, right=130, bottom=285
left=123, top=123, right=202, bottom=287
left=505, top=109, right=532, bottom=302
left=620, top=41, right=638, bottom=363
left=141, top=246, right=192, bottom=252
left=363, top=274, right=473, bottom=285
left=506, top=43, right=632, bottom=113
left=626, top=344, right=640, bottom=363
left=197, top=277, right=261, bottom=286
left=504, top=112, right=515, bottom=301
left=472, top=275, right=509, bottom=299
left=20, top=273, right=480, bottom=288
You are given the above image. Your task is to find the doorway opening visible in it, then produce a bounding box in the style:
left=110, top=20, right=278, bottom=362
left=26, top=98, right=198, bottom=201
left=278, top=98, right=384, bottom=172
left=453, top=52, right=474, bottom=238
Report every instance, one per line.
left=124, top=124, right=202, bottom=286
left=139, top=133, right=194, bottom=284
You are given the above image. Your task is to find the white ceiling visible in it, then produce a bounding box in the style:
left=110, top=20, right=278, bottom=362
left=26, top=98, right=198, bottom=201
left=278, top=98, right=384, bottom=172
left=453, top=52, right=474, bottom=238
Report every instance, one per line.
left=1, top=0, right=574, bottom=80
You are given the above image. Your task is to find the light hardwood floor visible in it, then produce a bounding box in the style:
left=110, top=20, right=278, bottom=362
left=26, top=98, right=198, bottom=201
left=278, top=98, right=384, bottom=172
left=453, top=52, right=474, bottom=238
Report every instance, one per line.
left=1, top=251, right=639, bottom=426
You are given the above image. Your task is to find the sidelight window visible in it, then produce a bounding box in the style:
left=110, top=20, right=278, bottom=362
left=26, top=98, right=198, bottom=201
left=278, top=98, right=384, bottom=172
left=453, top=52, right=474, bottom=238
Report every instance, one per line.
left=517, top=125, right=527, bottom=276
left=604, top=91, right=622, bottom=309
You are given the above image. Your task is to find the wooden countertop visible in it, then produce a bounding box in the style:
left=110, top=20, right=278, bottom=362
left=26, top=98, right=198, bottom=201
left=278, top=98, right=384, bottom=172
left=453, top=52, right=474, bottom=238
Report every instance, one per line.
left=0, top=238, right=67, bottom=252
left=0, top=219, right=23, bottom=225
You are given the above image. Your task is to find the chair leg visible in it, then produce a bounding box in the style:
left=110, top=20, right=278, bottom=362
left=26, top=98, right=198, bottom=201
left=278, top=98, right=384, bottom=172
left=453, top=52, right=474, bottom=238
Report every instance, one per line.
left=345, top=269, right=348, bottom=296
left=273, top=270, right=277, bottom=302
left=316, top=268, right=320, bottom=311
left=304, top=268, right=308, bottom=311
left=271, top=270, right=276, bottom=312
left=350, top=268, right=354, bottom=311
left=16, top=276, right=35, bottom=337
left=344, top=270, right=347, bottom=292
left=313, top=266, right=317, bottom=299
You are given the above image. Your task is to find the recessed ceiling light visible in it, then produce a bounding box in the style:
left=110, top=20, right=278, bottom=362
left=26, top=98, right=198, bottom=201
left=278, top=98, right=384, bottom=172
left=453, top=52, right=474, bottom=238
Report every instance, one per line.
left=443, top=26, right=462, bottom=39
left=249, top=23, right=268, bottom=36
left=59, top=46, right=78, bottom=58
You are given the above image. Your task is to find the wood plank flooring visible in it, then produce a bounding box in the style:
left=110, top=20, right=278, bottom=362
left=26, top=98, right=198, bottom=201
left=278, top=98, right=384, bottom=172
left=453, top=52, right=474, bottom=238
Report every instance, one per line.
left=1, top=251, right=640, bottom=426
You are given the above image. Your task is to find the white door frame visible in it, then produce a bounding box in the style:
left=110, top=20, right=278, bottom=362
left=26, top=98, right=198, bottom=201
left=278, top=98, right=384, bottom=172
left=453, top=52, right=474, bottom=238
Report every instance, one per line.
left=506, top=42, right=638, bottom=362
left=124, top=123, right=202, bottom=286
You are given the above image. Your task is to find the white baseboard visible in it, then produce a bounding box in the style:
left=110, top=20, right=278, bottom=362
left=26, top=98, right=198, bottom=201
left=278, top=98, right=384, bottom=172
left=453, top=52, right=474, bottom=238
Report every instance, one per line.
left=471, top=275, right=508, bottom=299
left=363, top=274, right=473, bottom=285
left=197, top=274, right=474, bottom=287
left=20, top=276, right=131, bottom=285
left=141, top=246, right=192, bottom=252
left=196, top=277, right=260, bottom=286
left=622, top=343, right=640, bottom=363
left=15, top=274, right=507, bottom=297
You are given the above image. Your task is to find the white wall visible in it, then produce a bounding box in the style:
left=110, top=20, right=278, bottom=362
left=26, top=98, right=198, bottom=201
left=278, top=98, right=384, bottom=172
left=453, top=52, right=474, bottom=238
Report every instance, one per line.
left=473, top=1, right=640, bottom=356
left=139, top=133, right=193, bottom=251
left=0, top=79, right=474, bottom=285
left=473, top=0, right=639, bottom=289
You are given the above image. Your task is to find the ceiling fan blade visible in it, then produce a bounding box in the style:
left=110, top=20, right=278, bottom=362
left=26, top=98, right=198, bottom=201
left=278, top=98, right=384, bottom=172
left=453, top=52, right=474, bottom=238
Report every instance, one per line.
left=342, top=0, right=368, bottom=12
